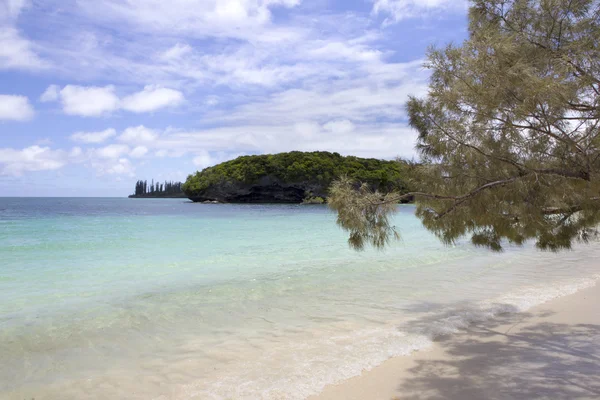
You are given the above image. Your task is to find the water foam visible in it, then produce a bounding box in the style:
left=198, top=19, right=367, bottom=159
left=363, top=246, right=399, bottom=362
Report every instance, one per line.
left=178, top=274, right=599, bottom=400
left=418, top=274, right=600, bottom=339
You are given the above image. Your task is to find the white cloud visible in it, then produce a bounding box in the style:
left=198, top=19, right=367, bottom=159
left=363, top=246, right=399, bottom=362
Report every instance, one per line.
left=96, top=144, right=130, bottom=159
left=192, top=151, right=213, bottom=169
left=2, top=0, right=29, bottom=19
left=70, top=128, right=117, bottom=144
left=59, top=85, right=120, bottom=117
left=104, top=158, right=134, bottom=176
left=42, top=84, right=184, bottom=116
left=73, top=59, right=426, bottom=165
left=69, top=146, right=83, bottom=158
left=5, top=0, right=435, bottom=93
left=0, top=145, right=66, bottom=176
left=293, top=121, right=320, bottom=139
left=193, top=150, right=243, bottom=170
left=118, top=125, right=158, bottom=144
left=0, top=27, right=46, bottom=70
left=0, top=1, right=450, bottom=183
left=308, top=41, right=382, bottom=62
left=0, top=141, right=135, bottom=178
left=129, top=146, right=148, bottom=158
left=40, top=84, right=59, bottom=102
left=372, top=0, right=466, bottom=23
left=217, top=62, right=428, bottom=125
left=77, top=0, right=302, bottom=40
left=0, top=94, right=34, bottom=121
left=87, top=156, right=135, bottom=177
left=61, top=143, right=138, bottom=176
left=121, top=85, right=184, bottom=113
left=323, top=119, right=355, bottom=134
left=0, top=2, right=46, bottom=70
left=205, top=96, right=219, bottom=106
left=106, top=119, right=417, bottom=164
left=160, top=43, right=192, bottom=61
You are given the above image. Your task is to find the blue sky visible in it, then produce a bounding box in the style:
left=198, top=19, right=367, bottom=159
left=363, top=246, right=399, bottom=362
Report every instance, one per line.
left=0, top=0, right=468, bottom=196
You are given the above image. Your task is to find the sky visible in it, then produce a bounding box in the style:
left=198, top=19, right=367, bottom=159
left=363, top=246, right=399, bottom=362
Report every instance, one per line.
left=0, top=0, right=468, bottom=196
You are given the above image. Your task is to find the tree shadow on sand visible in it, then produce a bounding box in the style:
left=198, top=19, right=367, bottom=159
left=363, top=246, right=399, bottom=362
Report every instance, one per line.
left=392, top=308, right=600, bottom=400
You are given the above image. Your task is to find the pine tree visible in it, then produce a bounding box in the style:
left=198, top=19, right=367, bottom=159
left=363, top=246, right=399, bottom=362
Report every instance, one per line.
left=329, top=0, right=600, bottom=252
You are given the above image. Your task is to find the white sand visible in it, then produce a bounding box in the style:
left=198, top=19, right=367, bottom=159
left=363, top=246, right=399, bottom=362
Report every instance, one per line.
left=311, top=282, right=600, bottom=400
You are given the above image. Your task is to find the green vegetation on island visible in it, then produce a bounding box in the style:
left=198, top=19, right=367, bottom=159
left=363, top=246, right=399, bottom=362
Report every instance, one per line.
left=330, top=0, right=600, bottom=252
left=129, top=180, right=185, bottom=198
left=183, top=151, right=412, bottom=203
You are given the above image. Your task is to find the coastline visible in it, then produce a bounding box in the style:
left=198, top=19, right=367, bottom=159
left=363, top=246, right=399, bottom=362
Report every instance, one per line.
left=4, top=199, right=600, bottom=399
left=310, top=279, right=600, bottom=400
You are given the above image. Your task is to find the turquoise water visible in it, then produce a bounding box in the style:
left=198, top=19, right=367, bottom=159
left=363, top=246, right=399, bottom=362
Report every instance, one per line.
left=1, top=198, right=599, bottom=399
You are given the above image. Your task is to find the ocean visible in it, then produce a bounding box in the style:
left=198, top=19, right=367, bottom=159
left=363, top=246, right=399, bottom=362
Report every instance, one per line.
left=1, top=198, right=598, bottom=399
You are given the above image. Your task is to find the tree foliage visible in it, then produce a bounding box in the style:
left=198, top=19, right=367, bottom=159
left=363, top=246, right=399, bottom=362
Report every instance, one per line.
left=132, top=180, right=183, bottom=197
left=183, top=151, right=412, bottom=198
left=330, top=0, right=600, bottom=251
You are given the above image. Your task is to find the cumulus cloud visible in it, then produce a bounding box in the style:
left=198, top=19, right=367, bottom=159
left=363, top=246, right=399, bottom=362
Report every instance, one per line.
left=118, top=125, right=158, bottom=144
left=0, top=94, right=34, bottom=121
left=192, top=151, right=213, bottom=169
left=59, top=85, right=120, bottom=117
left=0, top=1, right=47, bottom=70
left=121, top=85, right=184, bottom=113
left=41, top=84, right=185, bottom=116
left=70, top=128, right=117, bottom=144
left=86, top=156, right=135, bottom=177
left=193, top=150, right=243, bottom=170
left=67, top=143, right=138, bottom=177
left=69, top=146, right=83, bottom=158
left=0, top=27, right=46, bottom=70
left=1, top=0, right=460, bottom=185
left=103, top=118, right=417, bottom=164
left=95, top=144, right=130, bottom=159
left=104, top=158, right=134, bottom=176
left=0, top=145, right=66, bottom=176
left=40, top=84, right=59, bottom=102
left=129, top=146, right=148, bottom=158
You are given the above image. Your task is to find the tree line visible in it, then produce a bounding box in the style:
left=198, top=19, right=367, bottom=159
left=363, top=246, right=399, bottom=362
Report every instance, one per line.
left=133, top=180, right=183, bottom=196
left=183, top=151, right=411, bottom=197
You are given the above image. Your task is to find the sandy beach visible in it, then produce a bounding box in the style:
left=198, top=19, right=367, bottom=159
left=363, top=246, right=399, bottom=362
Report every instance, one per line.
left=311, top=281, right=600, bottom=400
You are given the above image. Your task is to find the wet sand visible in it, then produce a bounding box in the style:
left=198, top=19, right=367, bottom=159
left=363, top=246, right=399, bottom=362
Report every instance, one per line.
left=311, top=282, right=600, bottom=400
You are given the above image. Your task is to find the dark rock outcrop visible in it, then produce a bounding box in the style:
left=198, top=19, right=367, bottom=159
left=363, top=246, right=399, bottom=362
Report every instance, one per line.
left=188, top=176, right=322, bottom=203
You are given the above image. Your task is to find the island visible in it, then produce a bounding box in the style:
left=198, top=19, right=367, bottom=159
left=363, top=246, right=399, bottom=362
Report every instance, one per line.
left=182, top=151, right=412, bottom=203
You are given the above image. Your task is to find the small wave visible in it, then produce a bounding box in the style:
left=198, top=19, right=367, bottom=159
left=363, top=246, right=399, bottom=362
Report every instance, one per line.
left=413, top=274, right=600, bottom=339
left=179, top=274, right=599, bottom=400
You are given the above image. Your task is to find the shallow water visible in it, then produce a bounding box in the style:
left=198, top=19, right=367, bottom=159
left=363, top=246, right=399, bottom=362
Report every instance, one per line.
left=0, top=198, right=598, bottom=399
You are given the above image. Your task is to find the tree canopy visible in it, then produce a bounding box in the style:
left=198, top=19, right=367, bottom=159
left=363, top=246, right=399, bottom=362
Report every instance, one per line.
left=130, top=179, right=184, bottom=198
left=329, top=0, right=600, bottom=251
left=183, top=151, right=412, bottom=202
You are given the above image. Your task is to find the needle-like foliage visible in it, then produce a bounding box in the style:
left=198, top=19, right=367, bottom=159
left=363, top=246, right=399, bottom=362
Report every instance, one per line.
left=329, top=0, right=600, bottom=251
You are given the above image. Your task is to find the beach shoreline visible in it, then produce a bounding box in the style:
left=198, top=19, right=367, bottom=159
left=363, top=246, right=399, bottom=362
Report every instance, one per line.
left=311, top=280, right=600, bottom=400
